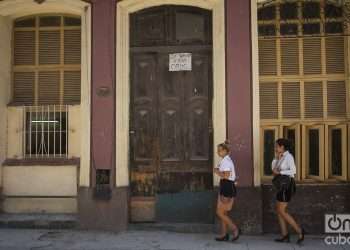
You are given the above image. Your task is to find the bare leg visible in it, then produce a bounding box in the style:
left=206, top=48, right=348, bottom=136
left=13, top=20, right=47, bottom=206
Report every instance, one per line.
left=217, top=197, right=238, bottom=235
left=220, top=218, right=227, bottom=236
left=216, top=198, right=227, bottom=237
left=276, top=202, right=288, bottom=236
left=277, top=202, right=301, bottom=235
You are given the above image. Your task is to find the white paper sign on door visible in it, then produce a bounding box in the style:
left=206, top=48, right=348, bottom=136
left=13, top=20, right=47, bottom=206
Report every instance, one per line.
left=169, top=53, right=192, bottom=72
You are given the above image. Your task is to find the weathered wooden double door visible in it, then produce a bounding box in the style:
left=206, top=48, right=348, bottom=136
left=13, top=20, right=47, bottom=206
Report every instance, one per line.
left=129, top=6, right=214, bottom=223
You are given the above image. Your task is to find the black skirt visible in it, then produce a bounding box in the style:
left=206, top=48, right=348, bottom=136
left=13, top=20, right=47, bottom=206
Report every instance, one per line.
left=219, top=179, right=237, bottom=198
left=276, top=177, right=296, bottom=202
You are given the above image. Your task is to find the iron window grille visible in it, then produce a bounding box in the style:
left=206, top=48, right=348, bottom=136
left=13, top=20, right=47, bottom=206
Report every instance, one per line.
left=23, top=105, right=68, bottom=158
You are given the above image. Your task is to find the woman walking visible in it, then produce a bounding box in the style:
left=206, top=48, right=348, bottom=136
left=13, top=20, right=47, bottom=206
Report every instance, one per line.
left=214, top=141, right=240, bottom=242
left=272, top=138, right=305, bottom=244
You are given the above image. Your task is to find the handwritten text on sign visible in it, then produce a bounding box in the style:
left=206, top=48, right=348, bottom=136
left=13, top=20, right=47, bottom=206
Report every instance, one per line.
left=169, top=53, right=192, bottom=71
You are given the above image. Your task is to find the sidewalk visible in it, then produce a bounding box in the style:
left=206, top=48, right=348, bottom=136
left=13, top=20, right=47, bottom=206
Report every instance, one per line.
left=0, top=229, right=346, bottom=250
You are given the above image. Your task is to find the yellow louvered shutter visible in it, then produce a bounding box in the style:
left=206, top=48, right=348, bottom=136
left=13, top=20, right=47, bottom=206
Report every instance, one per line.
left=282, top=82, right=300, bottom=118
left=304, top=82, right=324, bottom=118
left=12, top=15, right=82, bottom=105
left=64, top=71, right=81, bottom=104
left=303, top=38, right=322, bottom=74
left=259, top=39, right=277, bottom=76
left=64, top=30, right=81, bottom=64
left=39, top=30, right=60, bottom=65
left=326, top=37, right=344, bottom=74
left=260, top=82, right=278, bottom=119
left=13, top=72, right=35, bottom=105
left=14, top=31, right=35, bottom=65
left=327, top=81, right=346, bottom=118
left=281, top=39, right=299, bottom=75
left=38, top=71, right=60, bottom=105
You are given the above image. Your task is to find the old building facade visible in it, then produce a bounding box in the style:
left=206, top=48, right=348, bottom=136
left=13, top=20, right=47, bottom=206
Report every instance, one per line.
left=0, top=0, right=349, bottom=233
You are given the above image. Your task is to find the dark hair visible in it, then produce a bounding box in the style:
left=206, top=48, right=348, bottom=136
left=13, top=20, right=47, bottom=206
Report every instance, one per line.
left=275, top=138, right=291, bottom=151
left=218, top=140, right=230, bottom=152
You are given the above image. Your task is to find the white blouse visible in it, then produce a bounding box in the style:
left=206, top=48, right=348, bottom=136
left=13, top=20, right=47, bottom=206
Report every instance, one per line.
left=271, top=151, right=296, bottom=178
left=217, top=155, right=236, bottom=182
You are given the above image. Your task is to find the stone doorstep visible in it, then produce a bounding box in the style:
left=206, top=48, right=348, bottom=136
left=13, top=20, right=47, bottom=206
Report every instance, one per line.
left=0, top=214, right=78, bottom=229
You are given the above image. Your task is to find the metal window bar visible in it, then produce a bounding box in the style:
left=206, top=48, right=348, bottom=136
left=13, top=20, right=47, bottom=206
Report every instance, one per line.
left=23, top=105, right=69, bottom=158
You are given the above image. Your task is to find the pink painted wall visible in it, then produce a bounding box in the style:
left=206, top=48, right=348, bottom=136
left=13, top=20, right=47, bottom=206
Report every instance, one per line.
left=91, top=0, right=116, bottom=175
left=226, top=0, right=254, bottom=187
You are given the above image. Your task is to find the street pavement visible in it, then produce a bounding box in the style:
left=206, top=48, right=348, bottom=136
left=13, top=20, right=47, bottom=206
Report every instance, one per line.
left=0, top=229, right=347, bottom=250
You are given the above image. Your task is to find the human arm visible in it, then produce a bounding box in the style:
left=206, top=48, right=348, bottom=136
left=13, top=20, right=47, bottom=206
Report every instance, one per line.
left=214, top=168, right=231, bottom=179
left=271, top=152, right=283, bottom=176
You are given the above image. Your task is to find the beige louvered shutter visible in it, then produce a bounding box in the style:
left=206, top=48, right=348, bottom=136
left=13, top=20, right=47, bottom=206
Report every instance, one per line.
left=38, top=71, right=60, bottom=105
left=282, top=82, right=300, bottom=118
left=304, top=82, right=324, bottom=118
left=281, top=39, right=299, bottom=75
left=326, top=37, right=344, bottom=74
left=327, top=81, right=346, bottom=118
left=64, top=30, right=81, bottom=64
left=259, top=39, right=277, bottom=76
left=14, top=31, right=35, bottom=65
left=64, top=71, right=81, bottom=104
left=303, top=38, right=322, bottom=74
left=39, top=31, right=60, bottom=65
left=13, top=72, right=35, bottom=105
left=260, top=82, right=278, bottom=119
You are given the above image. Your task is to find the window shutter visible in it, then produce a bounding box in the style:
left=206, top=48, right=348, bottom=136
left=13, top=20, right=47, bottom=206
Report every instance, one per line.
left=13, top=72, right=35, bottom=105
left=260, top=82, right=278, bottom=119
left=281, top=38, right=299, bottom=75
left=38, top=71, right=60, bottom=105
left=259, top=39, right=277, bottom=76
left=326, top=37, right=344, bottom=74
left=64, top=71, right=81, bottom=104
left=327, top=81, right=346, bottom=118
left=64, top=29, right=81, bottom=64
left=303, top=38, right=321, bottom=74
left=282, top=82, right=300, bottom=118
left=304, top=81, right=323, bottom=118
left=14, top=31, right=35, bottom=65
left=39, top=31, right=60, bottom=65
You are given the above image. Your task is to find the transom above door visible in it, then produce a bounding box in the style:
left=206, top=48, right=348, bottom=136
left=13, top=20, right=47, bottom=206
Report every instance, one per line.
left=130, top=5, right=212, bottom=47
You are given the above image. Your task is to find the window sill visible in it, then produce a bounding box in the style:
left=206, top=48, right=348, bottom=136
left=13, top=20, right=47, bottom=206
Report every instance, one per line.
left=2, top=158, right=80, bottom=167
left=6, top=102, right=81, bottom=107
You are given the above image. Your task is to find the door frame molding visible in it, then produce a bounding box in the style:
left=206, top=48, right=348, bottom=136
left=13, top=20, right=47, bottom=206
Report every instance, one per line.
left=116, top=0, right=226, bottom=187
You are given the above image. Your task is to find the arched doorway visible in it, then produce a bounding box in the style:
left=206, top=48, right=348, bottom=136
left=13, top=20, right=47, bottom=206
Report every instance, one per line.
left=129, top=5, right=214, bottom=223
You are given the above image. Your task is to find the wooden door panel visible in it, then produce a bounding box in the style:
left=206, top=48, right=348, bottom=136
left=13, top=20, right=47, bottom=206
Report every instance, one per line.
left=130, top=53, right=158, bottom=200
left=133, top=107, right=154, bottom=161
left=158, top=172, right=213, bottom=193
left=132, top=54, right=156, bottom=101
left=184, top=52, right=212, bottom=164
left=158, top=54, right=184, bottom=162
left=160, top=107, right=183, bottom=161
left=184, top=53, right=211, bottom=100
left=188, top=103, right=210, bottom=161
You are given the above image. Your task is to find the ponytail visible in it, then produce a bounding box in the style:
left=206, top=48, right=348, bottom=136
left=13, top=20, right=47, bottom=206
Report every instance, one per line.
left=218, top=140, right=231, bottom=152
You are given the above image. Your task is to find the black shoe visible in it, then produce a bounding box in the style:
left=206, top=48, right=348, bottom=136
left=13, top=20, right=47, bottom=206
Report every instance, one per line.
left=232, top=228, right=241, bottom=242
left=274, top=234, right=290, bottom=243
left=297, top=227, right=305, bottom=244
left=215, top=234, right=229, bottom=241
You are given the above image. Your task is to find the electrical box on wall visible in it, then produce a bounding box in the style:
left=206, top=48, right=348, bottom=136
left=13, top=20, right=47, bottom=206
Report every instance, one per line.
left=93, top=169, right=112, bottom=200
